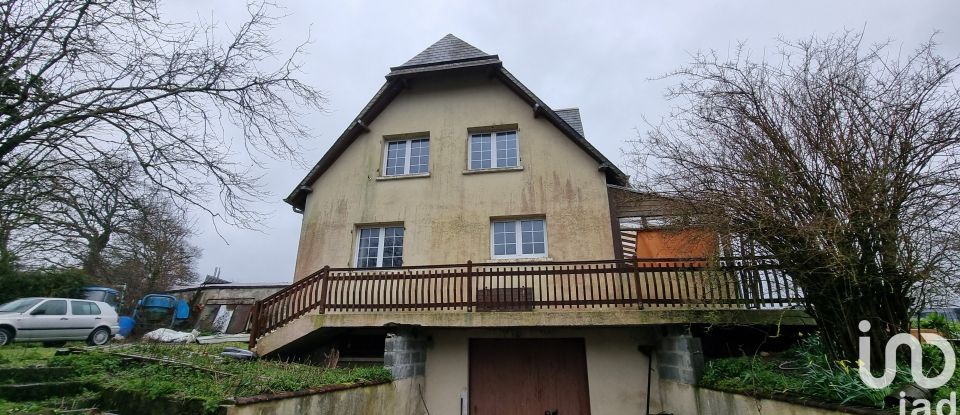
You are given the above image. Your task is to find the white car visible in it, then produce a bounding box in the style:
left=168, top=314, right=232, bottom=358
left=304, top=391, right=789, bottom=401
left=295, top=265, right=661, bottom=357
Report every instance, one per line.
left=0, top=297, right=120, bottom=346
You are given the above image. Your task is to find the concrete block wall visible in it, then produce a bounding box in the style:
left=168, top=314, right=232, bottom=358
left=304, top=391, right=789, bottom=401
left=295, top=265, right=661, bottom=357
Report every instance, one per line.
left=656, top=325, right=704, bottom=384
left=384, top=330, right=426, bottom=380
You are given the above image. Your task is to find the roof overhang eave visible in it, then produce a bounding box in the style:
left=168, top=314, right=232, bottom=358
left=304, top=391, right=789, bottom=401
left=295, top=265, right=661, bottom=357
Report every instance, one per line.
left=385, top=58, right=503, bottom=80
left=285, top=61, right=630, bottom=212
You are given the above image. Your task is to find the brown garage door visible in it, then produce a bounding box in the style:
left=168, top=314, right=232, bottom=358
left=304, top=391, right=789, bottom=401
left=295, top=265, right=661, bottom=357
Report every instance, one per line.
left=470, top=338, right=590, bottom=415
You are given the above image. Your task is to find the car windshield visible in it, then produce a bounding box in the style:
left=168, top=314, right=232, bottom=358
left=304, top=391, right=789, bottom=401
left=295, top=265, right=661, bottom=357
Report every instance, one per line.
left=0, top=298, right=43, bottom=313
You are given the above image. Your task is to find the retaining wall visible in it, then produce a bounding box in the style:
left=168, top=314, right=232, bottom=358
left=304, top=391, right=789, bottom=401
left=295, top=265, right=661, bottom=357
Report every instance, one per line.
left=224, top=377, right=424, bottom=415
left=660, top=381, right=886, bottom=415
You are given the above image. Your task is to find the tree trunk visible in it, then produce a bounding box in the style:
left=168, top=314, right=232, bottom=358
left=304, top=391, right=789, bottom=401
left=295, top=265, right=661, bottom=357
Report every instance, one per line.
left=803, top=274, right=912, bottom=364
left=82, top=232, right=112, bottom=281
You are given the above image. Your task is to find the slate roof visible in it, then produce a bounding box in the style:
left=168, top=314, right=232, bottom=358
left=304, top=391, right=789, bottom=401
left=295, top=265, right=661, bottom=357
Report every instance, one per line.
left=555, top=108, right=585, bottom=136
left=396, top=34, right=494, bottom=68
left=203, top=275, right=231, bottom=285
left=164, top=282, right=289, bottom=293
left=285, top=35, right=629, bottom=210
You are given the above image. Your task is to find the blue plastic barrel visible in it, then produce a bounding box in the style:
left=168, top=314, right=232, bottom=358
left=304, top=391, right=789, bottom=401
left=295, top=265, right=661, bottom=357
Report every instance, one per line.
left=118, top=316, right=135, bottom=337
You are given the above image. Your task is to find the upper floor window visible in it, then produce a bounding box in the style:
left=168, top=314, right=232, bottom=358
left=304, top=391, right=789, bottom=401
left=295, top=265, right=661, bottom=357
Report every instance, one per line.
left=383, top=138, right=429, bottom=176
left=356, top=226, right=404, bottom=268
left=469, top=131, right=518, bottom=170
left=491, top=218, right=547, bottom=259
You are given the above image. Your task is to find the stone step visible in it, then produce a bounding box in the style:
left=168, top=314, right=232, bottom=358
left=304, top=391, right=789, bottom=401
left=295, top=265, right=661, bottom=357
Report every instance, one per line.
left=0, top=367, right=76, bottom=384
left=0, top=381, right=89, bottom=402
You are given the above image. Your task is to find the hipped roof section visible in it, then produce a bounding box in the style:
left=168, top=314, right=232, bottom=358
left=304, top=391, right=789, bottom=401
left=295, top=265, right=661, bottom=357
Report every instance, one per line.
left=285, top=34, right=629, bottom=211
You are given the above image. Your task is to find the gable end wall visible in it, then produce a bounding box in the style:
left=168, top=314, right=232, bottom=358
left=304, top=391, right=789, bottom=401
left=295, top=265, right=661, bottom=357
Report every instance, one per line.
left=293, top=74, right=615, bottom=279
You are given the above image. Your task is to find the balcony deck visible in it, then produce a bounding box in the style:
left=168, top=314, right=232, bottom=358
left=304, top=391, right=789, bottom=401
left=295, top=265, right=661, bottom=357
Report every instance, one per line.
left=250, top=258, right=812, bottom=354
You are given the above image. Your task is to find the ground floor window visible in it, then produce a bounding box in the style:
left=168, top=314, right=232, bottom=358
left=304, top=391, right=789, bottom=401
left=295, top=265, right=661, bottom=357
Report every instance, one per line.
left=491, top=218, right=547, bottom=259
left=356, top=226, right=404, bottom=268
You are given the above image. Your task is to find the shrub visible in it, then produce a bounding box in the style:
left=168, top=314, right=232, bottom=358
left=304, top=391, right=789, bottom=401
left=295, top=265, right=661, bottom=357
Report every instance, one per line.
left=794, top=349, right=890, bottom=407
left=918, top=313, right=960, bottom=339
left=0, top=267, right=90, bottom=303
left=702, top=335, right=899, bottom=408
left=700, top=357, right=802, bottom=396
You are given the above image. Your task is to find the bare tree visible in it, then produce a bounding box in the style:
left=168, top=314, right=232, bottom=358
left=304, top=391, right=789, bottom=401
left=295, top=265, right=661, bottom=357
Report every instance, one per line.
left=0, top=155, right=68, bottom=266
left=630, top=32, right=960, bottom=361
left=4, top=155, right=202, bottom=301
left=105, top=196, right=200, bottom=307
left=28, top=156, right=148, bottom=279
left=0, top=0, right=324, bottom=227
left=0, top=167, right=41, bottom=266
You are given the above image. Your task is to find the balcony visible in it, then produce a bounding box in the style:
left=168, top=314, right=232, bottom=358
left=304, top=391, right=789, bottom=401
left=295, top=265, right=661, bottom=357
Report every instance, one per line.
left=250, top=258, right=811, bottom=352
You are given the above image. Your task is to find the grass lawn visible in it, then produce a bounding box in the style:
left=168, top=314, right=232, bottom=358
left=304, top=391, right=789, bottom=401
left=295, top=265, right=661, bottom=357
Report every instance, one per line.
left=0, top=341, right=391, bottom=414
left=0, top=343, right=74, bottom=367
left=0, top=391, right=98, bottom=414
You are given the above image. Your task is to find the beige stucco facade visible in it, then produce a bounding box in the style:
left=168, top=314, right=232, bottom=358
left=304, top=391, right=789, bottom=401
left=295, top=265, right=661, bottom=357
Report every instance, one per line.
left=293, top=73, right=615, bottom=280
left=422, top=327, right=661, bottom=415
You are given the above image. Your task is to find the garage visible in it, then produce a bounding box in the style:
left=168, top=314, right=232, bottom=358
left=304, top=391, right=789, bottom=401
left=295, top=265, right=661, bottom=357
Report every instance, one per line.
left=469, top=338, right=591, bottom=415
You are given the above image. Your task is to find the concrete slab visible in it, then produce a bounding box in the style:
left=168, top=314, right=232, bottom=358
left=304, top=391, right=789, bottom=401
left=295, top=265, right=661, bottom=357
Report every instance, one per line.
left=254, top=308, right=813, bottom=355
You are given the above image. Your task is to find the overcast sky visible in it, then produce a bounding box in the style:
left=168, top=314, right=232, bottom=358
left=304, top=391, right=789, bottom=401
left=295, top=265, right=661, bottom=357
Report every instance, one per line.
left=161, top=1, right=960, bottom=283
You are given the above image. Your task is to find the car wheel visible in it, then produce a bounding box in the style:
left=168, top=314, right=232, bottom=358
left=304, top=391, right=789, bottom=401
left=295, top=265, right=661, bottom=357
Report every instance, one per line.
left=87, top=327, right=111, bottom=346
left=42, top=341, right=67, bottom=348
left=0, top=328, right=12, bottom=346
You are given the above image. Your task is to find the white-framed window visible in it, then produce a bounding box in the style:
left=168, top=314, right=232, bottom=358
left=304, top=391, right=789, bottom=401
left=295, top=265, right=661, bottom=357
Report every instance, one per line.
left=469, top=131, right=518, bottom=170
left=383, top=138, right=429, bottom=176
left=491, top=219, right=547, bottom=259
left=356, top=226, right=404, bottom=268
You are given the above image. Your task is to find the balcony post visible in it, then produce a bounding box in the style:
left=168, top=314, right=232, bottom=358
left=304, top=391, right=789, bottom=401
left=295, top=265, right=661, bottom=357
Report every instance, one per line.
left=248, top=301, right=261, bottom=349
left=633, top=258, right=644, bottom=310
left=318, top=265, right=330, bottom=314
left=748, top=259, right=762, bottom=310
left=466, top=260, right=474, bottom=312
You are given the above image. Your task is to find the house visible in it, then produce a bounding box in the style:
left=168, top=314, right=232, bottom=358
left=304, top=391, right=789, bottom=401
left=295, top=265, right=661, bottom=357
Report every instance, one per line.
left=252, top=34, right=811, bottom=415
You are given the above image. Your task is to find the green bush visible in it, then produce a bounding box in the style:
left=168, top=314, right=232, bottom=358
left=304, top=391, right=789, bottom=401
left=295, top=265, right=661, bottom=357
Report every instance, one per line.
left=0, top=267, right=90, bottom=303
left=793, top=347, right=890, bottom=406
left=701, top=335, right=896, bottom=408
left=700, top=357, right=802, bottom=396
left=918, top=313, right=960, bottom=339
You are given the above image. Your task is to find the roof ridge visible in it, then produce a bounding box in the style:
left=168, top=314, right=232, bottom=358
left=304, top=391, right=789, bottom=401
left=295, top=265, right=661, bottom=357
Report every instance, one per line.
left=395, top=34, right=493, bottom=69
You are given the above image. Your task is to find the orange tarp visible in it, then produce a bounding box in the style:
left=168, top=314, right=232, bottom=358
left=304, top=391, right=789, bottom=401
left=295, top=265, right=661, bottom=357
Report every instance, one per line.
left=635, top=229, right=717, bottom=259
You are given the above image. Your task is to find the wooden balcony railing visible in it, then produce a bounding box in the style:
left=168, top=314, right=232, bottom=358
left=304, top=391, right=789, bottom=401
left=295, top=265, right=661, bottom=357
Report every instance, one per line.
left=249, top=258, right=803, bottom=348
